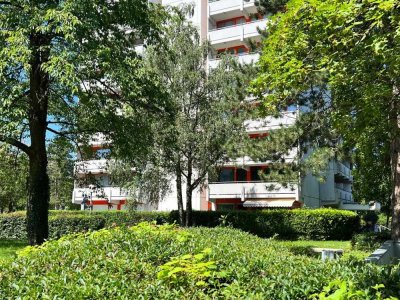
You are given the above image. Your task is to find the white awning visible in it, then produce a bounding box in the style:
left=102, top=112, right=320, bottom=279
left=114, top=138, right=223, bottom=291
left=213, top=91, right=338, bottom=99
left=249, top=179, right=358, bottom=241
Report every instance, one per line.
left=243, top=199, right=302, bottom=208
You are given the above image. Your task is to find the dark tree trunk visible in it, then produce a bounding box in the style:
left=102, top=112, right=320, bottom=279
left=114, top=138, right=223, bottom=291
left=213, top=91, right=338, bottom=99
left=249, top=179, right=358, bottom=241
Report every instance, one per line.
left=390, top=134, right=400, bottom=240
left=390, top=90, right=400, bottom=240
left=176, top=160, right=184, bottom=226
left=185, top=158, right=193, bottom=227
left=27, top=33, right=51, bottom=245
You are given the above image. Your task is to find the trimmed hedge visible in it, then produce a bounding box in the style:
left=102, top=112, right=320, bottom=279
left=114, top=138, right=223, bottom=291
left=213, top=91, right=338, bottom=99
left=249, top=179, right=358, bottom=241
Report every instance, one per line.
left=173, top=209, right=360, bottom=240
left=0, top=224, right=398, bottom=299
left=0, top=208, right=359, bottom=241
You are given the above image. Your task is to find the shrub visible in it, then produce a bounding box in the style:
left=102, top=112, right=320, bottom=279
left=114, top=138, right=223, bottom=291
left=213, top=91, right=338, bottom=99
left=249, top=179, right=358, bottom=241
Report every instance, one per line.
left=0, top=209, right=359, bottom=241
left=0, top=224, right=398, bottom=299
left=171, top=209, right=360, bottom=240
left=352, top=232, right=391, bottom=252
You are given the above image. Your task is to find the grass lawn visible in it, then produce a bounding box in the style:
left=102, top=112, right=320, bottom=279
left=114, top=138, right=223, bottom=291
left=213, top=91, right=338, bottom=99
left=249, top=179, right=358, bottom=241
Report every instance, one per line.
left=0, top=239, right=27, bottom=263
left=270, top=239, right=370, bottom=259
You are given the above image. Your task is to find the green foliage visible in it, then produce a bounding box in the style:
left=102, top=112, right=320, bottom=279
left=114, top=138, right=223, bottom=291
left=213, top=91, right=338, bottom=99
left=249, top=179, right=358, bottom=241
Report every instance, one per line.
left=0, top=224, right=399, bottom=299
left=158, top=248, right=226, bottom=287
left=253, top=0, right=400, bottom=237
left=351, top=232, right=391, bottom=252
left=171, top=208, right=360, bottom=240
left=0, top=209, right=359, bottom=241
left=0, top=239, right=27, bottom=263
left=311, top=279, right=398, bottom=300
left=0, top=211, right=172, bottom=240
left=117, top=6, right=255, bottom=225
left=0, top=145, right=28, bottom=212
left=47, top=137, right=76, bottom=210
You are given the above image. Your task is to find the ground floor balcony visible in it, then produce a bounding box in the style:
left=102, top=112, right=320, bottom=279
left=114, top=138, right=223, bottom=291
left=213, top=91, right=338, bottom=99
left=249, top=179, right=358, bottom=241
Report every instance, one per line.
left=208, top=181, right=299, bottom=200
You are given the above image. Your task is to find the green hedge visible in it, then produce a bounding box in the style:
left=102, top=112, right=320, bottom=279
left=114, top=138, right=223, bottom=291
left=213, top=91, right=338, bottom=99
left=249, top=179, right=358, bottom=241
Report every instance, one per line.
left=0, top=224, right=398, bottom=299
left=0, top=209, right=359, bottom=241
left=170, top=209, right=360, bottom=240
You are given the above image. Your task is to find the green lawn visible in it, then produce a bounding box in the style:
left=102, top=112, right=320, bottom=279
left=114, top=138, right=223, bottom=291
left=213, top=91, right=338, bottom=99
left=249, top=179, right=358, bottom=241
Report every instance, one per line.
left=270, top=240, right=370, bottom=259
left=0, top=240, right=27, bottom=263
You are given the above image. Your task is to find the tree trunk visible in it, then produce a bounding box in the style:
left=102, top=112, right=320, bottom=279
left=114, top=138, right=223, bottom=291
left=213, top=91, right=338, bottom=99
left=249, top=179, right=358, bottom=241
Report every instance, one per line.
left=26, top=33, right=50, bottom=245
left=185, top=158, right=193, bottom=227
left=390, top=89, right=400, bottom=240
left=390, top=135, right=400, bottom=240
left=176, top=160, right=184, bottom=226
left=27, top=149, right=49, bottom=245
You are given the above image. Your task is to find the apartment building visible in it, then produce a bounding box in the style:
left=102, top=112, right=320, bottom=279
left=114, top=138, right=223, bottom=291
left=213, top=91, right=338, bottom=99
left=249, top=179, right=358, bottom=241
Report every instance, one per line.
left=72, top=0, right=379, bottom=212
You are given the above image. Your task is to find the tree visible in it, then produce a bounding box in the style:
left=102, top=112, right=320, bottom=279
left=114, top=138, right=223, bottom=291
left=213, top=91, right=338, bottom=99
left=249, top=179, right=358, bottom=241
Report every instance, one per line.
left=0, top=144, right=28, bottom=213
left=47, top=137, right=76, bottom=210
left=0, top=0, right=167, bottom=244
left=128, top=7, right=253, bottom=226
left=352, top=126, right=392, bottom=225
left=252, top=0, right=400, bottom=238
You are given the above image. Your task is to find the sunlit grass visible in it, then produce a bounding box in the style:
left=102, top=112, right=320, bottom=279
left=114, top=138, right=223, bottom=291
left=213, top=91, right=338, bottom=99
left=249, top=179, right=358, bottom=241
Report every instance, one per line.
left=0, top=239, right=27, bottom=263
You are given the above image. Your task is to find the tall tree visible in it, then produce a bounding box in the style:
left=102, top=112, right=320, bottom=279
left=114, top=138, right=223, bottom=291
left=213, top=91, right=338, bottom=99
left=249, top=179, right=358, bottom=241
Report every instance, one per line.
left=252, top=0, right=400, bottom=239
left=130, top=7, right=253, bottom=226
left=0, top=0, right=167, bottom=244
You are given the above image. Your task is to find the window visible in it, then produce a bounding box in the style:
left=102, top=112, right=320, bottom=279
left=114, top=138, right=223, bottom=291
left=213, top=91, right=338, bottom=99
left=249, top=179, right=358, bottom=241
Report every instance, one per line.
left=219, top=168, right=234, bottom=182
left=237, top=47, right=247, bottom=56
left=250, top=166, right=262, bottom=181
left=237, top=168, right=247, bottom=181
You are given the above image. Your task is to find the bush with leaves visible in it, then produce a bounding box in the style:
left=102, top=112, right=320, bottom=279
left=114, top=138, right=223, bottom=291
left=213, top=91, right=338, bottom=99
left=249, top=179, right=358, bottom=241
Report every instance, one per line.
left=0, top=223, right=399, bottom=299
left=0, top=209, right=359, bottom=241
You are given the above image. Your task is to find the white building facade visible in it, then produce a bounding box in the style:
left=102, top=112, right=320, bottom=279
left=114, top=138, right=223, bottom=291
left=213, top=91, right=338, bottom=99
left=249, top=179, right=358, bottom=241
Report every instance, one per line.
left=72, top=0, right=378, bottom=212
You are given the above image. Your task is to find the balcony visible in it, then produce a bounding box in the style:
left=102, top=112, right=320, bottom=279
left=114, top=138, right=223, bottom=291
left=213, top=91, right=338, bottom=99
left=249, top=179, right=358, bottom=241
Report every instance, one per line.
left=208, top=19, right=267, bottom=48
left=209, top=0, right=258, bottom=21
left=72, top=186, right=129, bottom=204
left=335, top=188, right=353, bottom=203
left=209, top=181, right=298, bottom=200
left=208, top=52, right=260, bottom=69
left=245, top=112, right=297, bottom=133
left=334, top=162, right=353, bottom=182
left=75, top=159, right=108, bottom=176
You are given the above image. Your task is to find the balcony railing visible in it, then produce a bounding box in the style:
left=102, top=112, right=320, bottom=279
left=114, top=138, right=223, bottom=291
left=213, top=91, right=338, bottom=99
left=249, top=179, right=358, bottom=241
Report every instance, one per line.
left=72, top=186, right=129, bottom=204
left=335, top=188, right=353, bottom=202
left=209, top=0, right=257, bottom=20
left=334, top=162, right=353, bottom=181
left=209, top=181, right=298, bottom=200
left=75, top=159, right=108, bottom=175
left=208, top=19, right=267, bottom=47
left=244, top=112, right=297, bottom=133
left=208, top=52, right=260, bottom=69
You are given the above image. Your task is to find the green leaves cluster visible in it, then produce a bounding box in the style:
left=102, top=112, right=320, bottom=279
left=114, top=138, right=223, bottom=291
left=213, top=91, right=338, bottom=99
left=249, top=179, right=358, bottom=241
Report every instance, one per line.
left=312, top=279, right=397, bottom=300
left=158, top=248, right=226, bottom=287
left=1, top=223, right=399, bottom=299
left=253, top=0, right=400, bottom=166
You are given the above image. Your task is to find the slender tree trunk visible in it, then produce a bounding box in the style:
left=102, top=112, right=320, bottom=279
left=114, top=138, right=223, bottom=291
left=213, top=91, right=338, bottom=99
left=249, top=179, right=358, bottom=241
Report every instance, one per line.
left=176, top=160, right=184, bottom=226
left=185, top=158, right=193, bottom=227
left=27, top=33, right=50, bottom=245
left=390, top=89, right=400, bottom=240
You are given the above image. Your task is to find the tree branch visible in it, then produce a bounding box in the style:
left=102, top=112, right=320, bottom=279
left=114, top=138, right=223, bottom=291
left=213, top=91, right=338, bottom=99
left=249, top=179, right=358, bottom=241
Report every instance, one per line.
left=0, top=134, right=30, bottom=155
